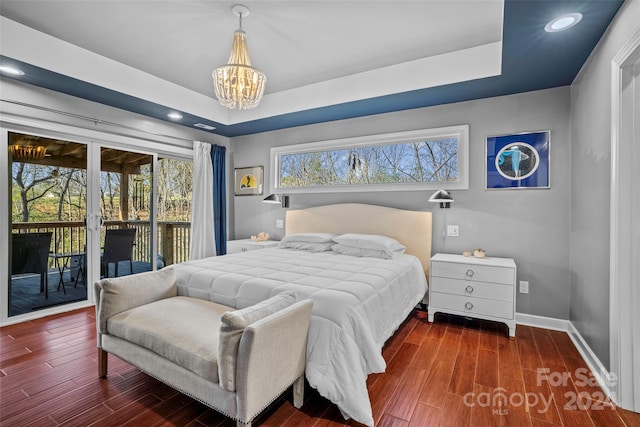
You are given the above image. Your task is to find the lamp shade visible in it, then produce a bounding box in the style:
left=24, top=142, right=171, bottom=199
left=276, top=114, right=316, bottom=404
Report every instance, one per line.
left=428, top=189, right=453, bottom=208
left=263, top=194, right=289, bottom=208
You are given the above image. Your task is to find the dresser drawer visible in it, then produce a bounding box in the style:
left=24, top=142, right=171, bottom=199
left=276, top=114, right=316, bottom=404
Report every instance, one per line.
left=430, top=277, right=514, bottom=302
left=227, top=244, right=261, bottom=254
left=431, top=261, right=514, bottom=285
left=226, top=239, right=280, bottom=254
left=429, top=254, right=517, bottom=337
left=430, top=292, right=514, bottom=319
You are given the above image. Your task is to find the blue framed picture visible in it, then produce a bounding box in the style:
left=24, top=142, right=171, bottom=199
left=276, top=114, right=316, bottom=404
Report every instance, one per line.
left=486, top=130, right=550, bottom=189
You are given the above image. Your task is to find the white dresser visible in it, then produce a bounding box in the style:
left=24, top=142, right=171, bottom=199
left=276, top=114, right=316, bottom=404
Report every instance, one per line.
left=226, top=239, right=280, bottom=254
left=428, top=253, right=517, bottom=338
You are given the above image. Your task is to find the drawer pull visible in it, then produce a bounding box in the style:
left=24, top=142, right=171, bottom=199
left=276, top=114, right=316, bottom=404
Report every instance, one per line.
left=465, top=269, right=475, bottom=278
left=465, top=302, right=474, bottom=310
left=465, top=285, right=474, bottom=294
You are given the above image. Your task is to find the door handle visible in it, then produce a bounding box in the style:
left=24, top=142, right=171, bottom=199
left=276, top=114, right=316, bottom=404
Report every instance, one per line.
left=85, top=215, right=104, bottom=230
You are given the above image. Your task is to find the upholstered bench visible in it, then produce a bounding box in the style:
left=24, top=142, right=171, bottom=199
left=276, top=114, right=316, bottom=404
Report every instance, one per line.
left=95, top=267, right=312, bottom=427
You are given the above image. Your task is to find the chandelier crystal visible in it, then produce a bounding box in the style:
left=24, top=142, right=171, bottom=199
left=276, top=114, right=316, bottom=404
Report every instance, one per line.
left=212, top=5, right=266, bottom=110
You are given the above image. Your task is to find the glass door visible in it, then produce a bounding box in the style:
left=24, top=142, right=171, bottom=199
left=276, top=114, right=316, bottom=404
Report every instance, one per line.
left=8, top=134, right=156, bottom=318
left=97, top=147, right=155, bottom=278
left=8, top=132, right=88, bottom=316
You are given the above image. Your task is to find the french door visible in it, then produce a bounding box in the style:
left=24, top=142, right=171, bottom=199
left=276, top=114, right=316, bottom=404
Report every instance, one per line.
left=4, top=129, right=156, bottom=320
left=92, top=145, right=155, bottom=282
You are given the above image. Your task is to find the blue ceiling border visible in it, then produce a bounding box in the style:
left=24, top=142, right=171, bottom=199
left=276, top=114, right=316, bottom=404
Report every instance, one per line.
left=0, top=0, right=624, bottom=138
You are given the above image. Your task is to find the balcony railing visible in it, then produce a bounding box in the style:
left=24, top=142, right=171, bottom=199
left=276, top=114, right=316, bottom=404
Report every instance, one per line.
left=11, top=221, right=191, bottom=266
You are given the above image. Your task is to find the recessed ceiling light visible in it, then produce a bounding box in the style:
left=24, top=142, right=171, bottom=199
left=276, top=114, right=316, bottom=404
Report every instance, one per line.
left=545, top=13, right=583, bottom=32
left=0, top=65, right=25, bottom=76
left=167, top=111, right=183, bottom=120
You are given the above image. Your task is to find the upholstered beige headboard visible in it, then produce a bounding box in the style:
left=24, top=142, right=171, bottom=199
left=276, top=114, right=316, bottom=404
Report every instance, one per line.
left=285, top=203, right=432, bottom=277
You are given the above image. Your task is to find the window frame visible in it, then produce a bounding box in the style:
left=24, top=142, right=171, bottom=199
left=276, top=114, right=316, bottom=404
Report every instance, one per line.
left=270, top=125, right=469, bottom=194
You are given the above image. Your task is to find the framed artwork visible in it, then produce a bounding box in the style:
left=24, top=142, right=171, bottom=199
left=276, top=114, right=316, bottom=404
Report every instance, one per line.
left=234, top=166, right=264, bottom=196
left=486, top=130, right=550, bottom=189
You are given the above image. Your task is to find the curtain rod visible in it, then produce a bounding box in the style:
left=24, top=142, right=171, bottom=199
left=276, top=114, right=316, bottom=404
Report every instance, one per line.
left=1, top=98, right=196, bottom=144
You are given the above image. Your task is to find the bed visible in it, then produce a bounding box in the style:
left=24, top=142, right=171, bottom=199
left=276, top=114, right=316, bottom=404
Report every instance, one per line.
left=173, top=203, right=432, bottom=426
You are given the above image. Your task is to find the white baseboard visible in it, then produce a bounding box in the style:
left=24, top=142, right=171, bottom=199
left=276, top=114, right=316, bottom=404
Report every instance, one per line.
left=567, top=322, right=615, bottom=400
left=516, top=312, right=613, bottom=400
left=516, top=312, right=571, bottom=332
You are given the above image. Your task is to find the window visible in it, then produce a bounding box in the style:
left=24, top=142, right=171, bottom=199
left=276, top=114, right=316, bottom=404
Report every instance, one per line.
left=270, top=125, right=469, bottom=193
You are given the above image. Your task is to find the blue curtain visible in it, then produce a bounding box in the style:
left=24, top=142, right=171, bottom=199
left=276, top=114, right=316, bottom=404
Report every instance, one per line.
left=210, top=145, right=227, bottom=255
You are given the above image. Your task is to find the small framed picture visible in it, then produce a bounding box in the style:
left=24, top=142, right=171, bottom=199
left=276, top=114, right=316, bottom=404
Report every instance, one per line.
left=234, top=166, right=264, bottom=196
left=486, top=130, right=550, bottom=189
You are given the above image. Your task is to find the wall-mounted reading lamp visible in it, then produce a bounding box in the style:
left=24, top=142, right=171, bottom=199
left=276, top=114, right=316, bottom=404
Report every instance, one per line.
left=429, top=189, right=454, bottom=208
left=263, top=194, right=289, bottom=208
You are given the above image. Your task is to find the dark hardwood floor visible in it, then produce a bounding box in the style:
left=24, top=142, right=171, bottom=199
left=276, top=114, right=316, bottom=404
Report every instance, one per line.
left=1, top=307, right=639, bottom=427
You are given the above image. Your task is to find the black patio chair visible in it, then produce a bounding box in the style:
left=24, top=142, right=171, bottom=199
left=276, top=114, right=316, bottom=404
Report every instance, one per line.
left=101, top=228, right=136, bottom=278
left=11, top=232, right=53, bottom=298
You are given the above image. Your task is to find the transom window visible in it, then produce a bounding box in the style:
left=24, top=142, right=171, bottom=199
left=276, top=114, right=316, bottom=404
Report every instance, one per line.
left=270, top=125, right=469, bottom=193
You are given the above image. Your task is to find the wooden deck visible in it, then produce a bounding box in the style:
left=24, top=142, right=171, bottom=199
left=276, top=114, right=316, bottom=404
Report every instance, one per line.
left=9, top=261, right=152, bottom=317
left=1, top=308, right=638, bottom=426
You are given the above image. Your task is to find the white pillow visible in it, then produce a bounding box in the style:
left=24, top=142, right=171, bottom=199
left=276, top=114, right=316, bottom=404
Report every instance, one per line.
left=280, top=232, right=337, bottom=244
left=331, top=243, right=394, bottom=259
left=333, top=233, right=406, bottom=257
left=278, top=241, right=334, bottom=252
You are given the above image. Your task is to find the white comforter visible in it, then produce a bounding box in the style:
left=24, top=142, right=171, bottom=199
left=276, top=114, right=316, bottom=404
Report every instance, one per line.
left=173, top=248, right=428, bottom=426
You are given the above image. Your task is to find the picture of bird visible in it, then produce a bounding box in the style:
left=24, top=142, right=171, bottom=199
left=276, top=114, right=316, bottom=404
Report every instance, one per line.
left=240, top=174, right=257, bottom=189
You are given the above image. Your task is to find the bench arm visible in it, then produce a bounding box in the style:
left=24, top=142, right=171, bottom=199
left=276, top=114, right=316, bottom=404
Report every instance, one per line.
left=95, top=268, right=177, bottom=338
left=234, top=299, right=313, bottom=423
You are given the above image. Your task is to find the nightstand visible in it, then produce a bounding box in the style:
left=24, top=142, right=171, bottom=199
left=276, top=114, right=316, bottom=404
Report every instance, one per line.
left=428, top=253, right=517, bottom=338
left=226, top=239, right=280, bottom=254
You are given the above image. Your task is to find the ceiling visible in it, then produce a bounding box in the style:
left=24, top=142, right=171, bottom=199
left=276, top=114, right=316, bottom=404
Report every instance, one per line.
left=9, top=132, right=152, bottom=172
left=0, top=1, right=624, bottom=138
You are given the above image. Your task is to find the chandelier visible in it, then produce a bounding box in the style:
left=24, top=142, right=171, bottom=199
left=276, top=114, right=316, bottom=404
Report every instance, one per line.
left=212, top=4, right=266, bottom=110
left=9, top=144, right=46, bottom=161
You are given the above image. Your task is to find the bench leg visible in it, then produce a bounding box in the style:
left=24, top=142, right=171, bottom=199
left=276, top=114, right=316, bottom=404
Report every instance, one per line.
left=293, top=375, right=305, bottom=409
left=98, top=348, right=108, bottom=378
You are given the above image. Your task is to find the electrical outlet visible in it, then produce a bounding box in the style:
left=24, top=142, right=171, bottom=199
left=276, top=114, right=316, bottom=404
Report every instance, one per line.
left=519, top=280, right=529, bottom=294
left=276, top=219, right=284, bottom=229
left=446, top=225, right=459, bottom=237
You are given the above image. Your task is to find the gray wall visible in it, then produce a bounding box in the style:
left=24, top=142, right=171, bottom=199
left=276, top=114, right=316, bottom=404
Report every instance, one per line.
left=232, top=86, right=572, bottom=320
left=569, top=0, right=640, bottom=371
